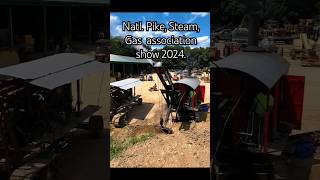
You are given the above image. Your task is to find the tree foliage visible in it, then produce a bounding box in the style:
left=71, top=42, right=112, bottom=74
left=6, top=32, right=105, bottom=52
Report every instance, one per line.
left=215, top=0, right=319, bottom=27
left=110, top=36, right=137, bottom=57
left=152, top=45, right=210, bottom=69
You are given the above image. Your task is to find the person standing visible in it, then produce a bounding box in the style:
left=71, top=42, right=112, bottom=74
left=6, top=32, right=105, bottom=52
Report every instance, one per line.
left=250, top=91, right=274, bottom=145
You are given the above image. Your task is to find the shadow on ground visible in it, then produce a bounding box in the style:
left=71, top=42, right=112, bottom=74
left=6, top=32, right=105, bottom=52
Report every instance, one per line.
left=127, top=103, right=154, bottom=121
left=275, top=130, right=320, bottom=180
left=55, top=129, right=108, bottom=180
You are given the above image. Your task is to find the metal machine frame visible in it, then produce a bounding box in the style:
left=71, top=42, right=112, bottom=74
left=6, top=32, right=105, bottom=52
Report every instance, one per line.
left=153, top=62, right=203, bottom=134
left=0, top=53, right=106, bottom=179
left=110, top=78, right=143, bottom=127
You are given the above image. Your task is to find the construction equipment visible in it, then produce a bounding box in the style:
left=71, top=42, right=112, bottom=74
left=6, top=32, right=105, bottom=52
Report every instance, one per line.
left=153, top=62, right=205, bottom=134
left=110, top=78, right=143, bottom=127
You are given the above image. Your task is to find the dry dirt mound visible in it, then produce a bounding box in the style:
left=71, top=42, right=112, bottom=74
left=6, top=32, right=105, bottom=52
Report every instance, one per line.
left=110, top=75, right=210, bottom=167
left=111, top=118, right=210, bottom=168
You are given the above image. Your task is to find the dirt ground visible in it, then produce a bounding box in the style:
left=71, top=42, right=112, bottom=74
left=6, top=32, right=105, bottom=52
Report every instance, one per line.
left=275, top=43, right=320, bottom=135
left=110, top=74, right=210, bottom=168
left=272, top=40, right=320, bottom=180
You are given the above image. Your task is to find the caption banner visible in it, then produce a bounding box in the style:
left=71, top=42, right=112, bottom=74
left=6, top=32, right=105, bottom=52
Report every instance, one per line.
left=122, top=21, right=200, bottom=59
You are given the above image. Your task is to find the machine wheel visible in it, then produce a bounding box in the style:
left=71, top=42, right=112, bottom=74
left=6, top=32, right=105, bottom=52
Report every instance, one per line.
left=88, top=115, right=104, bottom=138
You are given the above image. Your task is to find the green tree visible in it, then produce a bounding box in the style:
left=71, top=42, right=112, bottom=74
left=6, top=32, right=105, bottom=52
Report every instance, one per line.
left=110, top=36, right=136, bottom=57
left=215, top=0, right=319, bottom=26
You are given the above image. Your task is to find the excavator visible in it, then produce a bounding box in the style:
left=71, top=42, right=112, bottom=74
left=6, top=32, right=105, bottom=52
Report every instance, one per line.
left=153, top=61, right=205, bottom=134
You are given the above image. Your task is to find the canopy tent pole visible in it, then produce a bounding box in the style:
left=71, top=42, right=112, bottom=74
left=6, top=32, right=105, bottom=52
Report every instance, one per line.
left=88, top=7, right=92, bottom=43
left=43, top=6, right=47, bottom=54
left=123, top=64, right=125, bottom=78
left=76, top=79, right=81, bottom=115
left=133, top=87, right=135, bottom=96
left=68, top=6, right=72, bottom=43
left=8, top=6, right=14, bottom=48
left=262, top=91, right=271, bottom=153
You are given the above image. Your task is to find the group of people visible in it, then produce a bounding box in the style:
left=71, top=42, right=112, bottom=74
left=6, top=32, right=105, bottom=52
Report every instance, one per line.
left=110, top=72, right=126, bottom=81
left=223, top=43, right=241, bottom=57
left=211, top=43, right=242, bottom=61
left=140, top=70, right=153, bottom=81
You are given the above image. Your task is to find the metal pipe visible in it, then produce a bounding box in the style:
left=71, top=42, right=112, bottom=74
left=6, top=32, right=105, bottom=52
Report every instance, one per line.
left=262, top=92, right=271, bottom=153
left=88, top=8, right=92, bottom=43
left=248, top=13, right=259, bottom=47
left=214, top=93, right=243, bottom=158
left=43, top=6, right=47, bottom=54
left=68, top=6, right=72, bottom=43
left=123, top=64, right=125, bottom=77
left=8, top=6, right=14, bottom=48
left=76, top=79, right=81, bottom=115
left=133, top=87, right=135, bottom=96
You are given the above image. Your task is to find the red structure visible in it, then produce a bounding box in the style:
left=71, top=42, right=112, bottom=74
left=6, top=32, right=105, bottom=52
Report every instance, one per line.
left=212, top=51, right=305, bottom=153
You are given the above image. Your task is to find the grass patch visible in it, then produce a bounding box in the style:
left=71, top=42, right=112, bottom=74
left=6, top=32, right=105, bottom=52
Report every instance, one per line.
left=110, top=140, right=126, bottom=160
left=110, top=133, right=153, bottom=160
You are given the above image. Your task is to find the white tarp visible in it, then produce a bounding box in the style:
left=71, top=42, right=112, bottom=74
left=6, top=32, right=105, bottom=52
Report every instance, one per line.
left=110, top=78, right=142, bottom=90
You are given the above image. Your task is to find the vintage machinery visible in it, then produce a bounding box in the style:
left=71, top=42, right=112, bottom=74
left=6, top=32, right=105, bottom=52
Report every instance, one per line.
left=0, top=53, right=106, bottom=179
left=211, top=13, right=306, bottom=179
left=110, top=78, right=143, bottom=127
left=0, top=80, right=72, bottom=178
left=211, top=51, right=305, bottom=179
left=153, top=62, right=205, bottom=134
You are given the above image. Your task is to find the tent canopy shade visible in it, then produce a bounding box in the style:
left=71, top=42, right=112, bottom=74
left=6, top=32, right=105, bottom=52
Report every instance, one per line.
left=30, top=61, right=106, bottom=90
left=110, top=54, right=154, bottom=65
left=0, top=53, right=106, bottom=90
left=175, top=78, right=200, bottom=90
left=110, top=78, right=142, bottom=90
left=0, top=53, right=93, bottom=80
left=211, top=52, right=289, bottom=89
